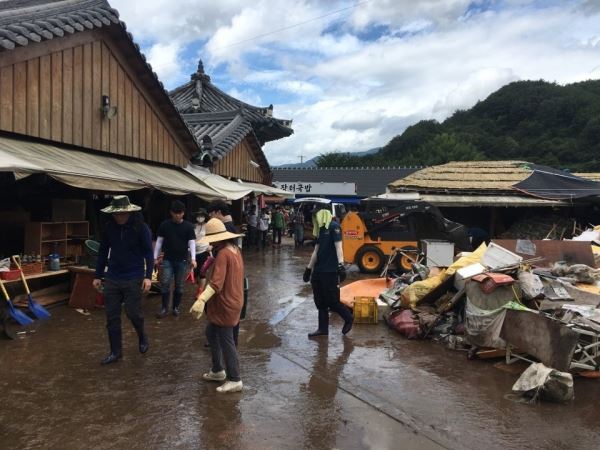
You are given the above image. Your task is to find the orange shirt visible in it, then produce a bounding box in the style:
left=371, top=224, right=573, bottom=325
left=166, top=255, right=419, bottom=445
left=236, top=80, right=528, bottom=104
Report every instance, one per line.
left=206, top=246, right=244, bottom=327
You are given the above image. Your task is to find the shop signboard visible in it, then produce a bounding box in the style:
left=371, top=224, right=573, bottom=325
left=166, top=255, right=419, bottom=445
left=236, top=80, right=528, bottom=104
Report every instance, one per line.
left=273, top=181, right=356, bottom=196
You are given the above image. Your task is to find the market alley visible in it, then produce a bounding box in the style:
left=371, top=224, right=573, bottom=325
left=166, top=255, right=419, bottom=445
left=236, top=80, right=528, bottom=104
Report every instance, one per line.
left=1, top=239, right=600, bottom=450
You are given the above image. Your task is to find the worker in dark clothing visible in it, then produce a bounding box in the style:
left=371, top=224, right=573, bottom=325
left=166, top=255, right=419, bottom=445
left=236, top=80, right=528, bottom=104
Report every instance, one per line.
left=302, top=207, right=353, bottom=338
left=154, top=200, right=197, bottom=318
left=93, top=195, right=153, bottom=365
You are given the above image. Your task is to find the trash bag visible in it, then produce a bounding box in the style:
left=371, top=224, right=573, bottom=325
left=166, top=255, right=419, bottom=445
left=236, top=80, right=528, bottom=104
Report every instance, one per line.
left=551, top=262, right=600, bottom=284
left=517, top=271, right=544, bottom=300
left=401, top=270, right=447, bottom=308
left=464, top=299, right=507, bottom=349
left=512, top=362, right=574, bottom=403
left=387, top=309, right=421, bottom=339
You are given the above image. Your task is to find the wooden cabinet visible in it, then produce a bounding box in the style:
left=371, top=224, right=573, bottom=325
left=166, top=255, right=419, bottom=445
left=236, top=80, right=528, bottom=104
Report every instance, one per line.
left=24, top=221, right=89, bottom=262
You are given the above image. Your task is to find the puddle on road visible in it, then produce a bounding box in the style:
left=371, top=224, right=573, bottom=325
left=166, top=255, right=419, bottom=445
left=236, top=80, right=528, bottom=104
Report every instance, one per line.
left=269, top=296, right=308, bottom=326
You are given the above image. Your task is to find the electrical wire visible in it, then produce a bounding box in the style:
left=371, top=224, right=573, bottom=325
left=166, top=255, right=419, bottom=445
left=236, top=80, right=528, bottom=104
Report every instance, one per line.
left=210, top=0, right=373, bottom=51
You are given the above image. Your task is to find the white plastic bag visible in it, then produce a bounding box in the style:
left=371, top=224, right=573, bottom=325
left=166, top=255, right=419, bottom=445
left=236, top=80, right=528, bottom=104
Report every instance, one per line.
left=512, top=363, right=574, bottom=403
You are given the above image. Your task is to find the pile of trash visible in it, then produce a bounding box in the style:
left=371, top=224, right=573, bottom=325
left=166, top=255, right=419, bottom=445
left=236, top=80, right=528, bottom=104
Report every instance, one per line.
left=342, top=237, right=600, bottom=403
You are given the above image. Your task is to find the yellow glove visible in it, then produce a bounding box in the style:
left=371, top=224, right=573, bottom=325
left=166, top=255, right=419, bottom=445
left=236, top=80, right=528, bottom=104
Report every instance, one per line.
left=189, top=285, right=216, bottom=320
left=190, top=299, right=206, bottom=319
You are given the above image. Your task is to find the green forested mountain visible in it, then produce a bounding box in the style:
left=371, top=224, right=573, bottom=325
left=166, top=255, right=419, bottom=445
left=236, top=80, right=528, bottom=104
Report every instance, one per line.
left=316, top=80, right=600, bottom=171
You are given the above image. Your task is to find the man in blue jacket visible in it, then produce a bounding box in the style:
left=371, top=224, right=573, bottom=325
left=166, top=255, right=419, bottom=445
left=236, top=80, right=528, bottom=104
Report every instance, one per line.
left=93, top=195, right=154, bottom=365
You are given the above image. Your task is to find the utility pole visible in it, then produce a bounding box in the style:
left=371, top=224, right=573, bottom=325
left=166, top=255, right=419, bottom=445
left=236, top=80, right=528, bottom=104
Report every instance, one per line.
left=298, top=154, right=304, bottom=164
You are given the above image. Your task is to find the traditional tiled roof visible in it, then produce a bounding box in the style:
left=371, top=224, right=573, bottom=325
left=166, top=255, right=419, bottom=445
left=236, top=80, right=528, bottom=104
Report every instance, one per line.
left=388, top=160, right=534, bottom=193
left=273, top=167, right=419, bottom=197
left=0, top=0, right=119, bottom=50
left=170, top=62, right=294, bottom=161
left=185, top=111, right=253, bottom=159
left=0, top=0, right=200, bottom=157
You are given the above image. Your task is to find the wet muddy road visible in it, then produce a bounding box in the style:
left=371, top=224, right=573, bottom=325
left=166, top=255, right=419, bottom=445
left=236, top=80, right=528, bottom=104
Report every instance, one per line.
left=1, top=239, right=600, bottom=449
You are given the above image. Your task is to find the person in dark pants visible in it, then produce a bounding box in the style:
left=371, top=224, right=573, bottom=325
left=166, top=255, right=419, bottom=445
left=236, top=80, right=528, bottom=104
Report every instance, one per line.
left=245, top=204, right=258, bottom=248
left=193, top=208, right=211, bottom=291
left=154, top=200, right=197, bottom=318
left=207, top=200, right=245, bottom=345
left=302, top=207, right=353, bottom=338
left=190, top=218, right=245, bottom=393
left=93, top=195, right=153, bottom=365
left=272, top=205, right=285, bottom=245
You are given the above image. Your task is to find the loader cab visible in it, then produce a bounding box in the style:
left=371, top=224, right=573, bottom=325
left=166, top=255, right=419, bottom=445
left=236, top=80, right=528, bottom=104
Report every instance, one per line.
left=293, top=197, right=346, bottom=241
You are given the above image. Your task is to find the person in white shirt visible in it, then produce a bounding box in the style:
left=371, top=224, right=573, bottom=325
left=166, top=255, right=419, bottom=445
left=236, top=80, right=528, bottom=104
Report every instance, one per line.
left=258, top=208, right=270, bottom=249
left=194, top=209, right=211, bottom=289
left=246, top=205, right=258, bottom=248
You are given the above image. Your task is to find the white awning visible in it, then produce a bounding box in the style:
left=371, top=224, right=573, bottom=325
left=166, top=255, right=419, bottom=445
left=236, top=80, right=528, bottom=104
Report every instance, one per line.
left=185, top=164, right=295, bottom=200
left=0, top=135, right=225, bottom=200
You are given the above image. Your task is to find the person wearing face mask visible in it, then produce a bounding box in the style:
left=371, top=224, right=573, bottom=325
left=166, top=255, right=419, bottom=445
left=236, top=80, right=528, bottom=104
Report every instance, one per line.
left=193, top=208, right=211, bottom=288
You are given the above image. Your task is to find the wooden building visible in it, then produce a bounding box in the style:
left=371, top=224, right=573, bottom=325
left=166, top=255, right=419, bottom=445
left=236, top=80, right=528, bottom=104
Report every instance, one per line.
left=0, top=0, right=227, bottom=261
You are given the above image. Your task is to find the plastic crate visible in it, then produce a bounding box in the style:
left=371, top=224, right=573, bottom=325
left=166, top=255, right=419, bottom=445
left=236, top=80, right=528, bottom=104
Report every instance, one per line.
left=0, top=269, right=22, bottom=281
left=353, top=296, right=378, bottom=324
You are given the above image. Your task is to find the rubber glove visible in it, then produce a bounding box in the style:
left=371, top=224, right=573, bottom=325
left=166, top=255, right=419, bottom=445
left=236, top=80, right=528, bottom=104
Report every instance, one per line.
left=303, top=267, right=312, bottom=283
left=189, top=285, right=216, bottom=320
left=337, top=264, right=346, bottom=282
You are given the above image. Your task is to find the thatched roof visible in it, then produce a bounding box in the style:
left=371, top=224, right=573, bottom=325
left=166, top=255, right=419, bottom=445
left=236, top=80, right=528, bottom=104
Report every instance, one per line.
left=574, top=173, right=600, bottom=182
left=388, top=160, right=534, bottom=193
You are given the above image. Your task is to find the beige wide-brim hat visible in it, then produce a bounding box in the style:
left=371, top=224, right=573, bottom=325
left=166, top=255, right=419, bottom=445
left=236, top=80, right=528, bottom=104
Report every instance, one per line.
left=200, top=218, right=244, bottom=244
left=101, top=195, right=142, bottom=213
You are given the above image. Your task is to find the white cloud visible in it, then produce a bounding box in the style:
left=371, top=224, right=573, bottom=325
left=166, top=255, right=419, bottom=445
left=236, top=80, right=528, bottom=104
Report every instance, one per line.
left=109, top=0, right=600, bottom=166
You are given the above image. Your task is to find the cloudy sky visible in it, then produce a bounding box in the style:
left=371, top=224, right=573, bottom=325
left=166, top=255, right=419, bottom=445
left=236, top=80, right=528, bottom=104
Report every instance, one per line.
left=111, top=0, right=600, bottom=166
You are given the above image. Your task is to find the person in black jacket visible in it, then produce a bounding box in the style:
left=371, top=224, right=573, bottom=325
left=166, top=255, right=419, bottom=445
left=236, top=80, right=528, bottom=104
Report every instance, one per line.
left=93, top=196, right=154, bottom=365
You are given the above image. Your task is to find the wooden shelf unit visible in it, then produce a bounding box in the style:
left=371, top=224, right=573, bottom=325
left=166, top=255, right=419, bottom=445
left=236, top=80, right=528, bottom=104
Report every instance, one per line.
left=25, top=221, right=89, bottom=262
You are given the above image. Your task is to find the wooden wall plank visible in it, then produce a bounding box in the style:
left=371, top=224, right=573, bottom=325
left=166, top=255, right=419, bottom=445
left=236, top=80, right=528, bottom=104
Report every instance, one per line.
left=82, top=43, right=92, bottom=147
left=145, top=103, right=152, bottom=161
left=91, top=41, right=102, bottom=149
left=39, top=55, right=51, bottom=139
left=13, top=61, right=27, bottom=135
left=0, top=66, right=13, bottom=131
left=109, top=51, right=117, bottom=151
left=117, top=64, right=124, bottom=152
left=51, top=52, right=62, bottom=141
left=124, top=75, right=132, bottom=156
left=152, top=112, right=158, bottom=162
left=138, top=93, right=145, bottom=159
left=100, top=43, right=110, bottom=151
left=72, top=45, right=83, bottom=146
left=62, top=48, right=73, bottom=143
left=132, top=86, right=139, bottom=158
left=26, top=58, right=39, bottom=136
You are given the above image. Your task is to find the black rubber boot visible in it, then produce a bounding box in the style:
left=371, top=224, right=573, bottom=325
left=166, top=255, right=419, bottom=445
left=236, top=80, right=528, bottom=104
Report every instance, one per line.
left=101, top=328, right=122, bottom=365
left=134, top=322, right=149, bottom=354
left=172, top=292, right=182, bottom=316
left=332, top=303, right=354, bottom=335
left=308, top=310, right=329, bottom=338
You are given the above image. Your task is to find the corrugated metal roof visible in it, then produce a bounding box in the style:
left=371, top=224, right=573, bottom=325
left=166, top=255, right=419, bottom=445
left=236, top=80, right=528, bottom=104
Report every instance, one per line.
left=389, top=160, right=533, bottom=192
left=272, top=167, right=419, bottom=197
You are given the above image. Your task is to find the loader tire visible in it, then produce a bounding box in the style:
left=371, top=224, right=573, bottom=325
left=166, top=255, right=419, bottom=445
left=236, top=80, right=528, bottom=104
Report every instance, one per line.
left=395, top=246, right=420, bottom=273
left=356, top=245, right=385, bottom=274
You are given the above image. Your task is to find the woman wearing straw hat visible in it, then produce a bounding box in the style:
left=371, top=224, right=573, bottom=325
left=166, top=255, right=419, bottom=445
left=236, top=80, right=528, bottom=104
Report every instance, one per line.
left=190, top=218, right=245, bottom=393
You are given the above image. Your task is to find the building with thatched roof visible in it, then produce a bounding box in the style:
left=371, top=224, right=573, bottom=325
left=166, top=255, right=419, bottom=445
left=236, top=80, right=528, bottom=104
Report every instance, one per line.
left=387, top=161, right=600, bottom=237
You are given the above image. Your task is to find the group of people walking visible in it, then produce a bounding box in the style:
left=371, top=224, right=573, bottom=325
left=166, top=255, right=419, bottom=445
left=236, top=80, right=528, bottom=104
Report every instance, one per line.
left=92, top=195, right=353, bottom=395
left=93, top=196, right=245, bottom=393
left=244, top=204, right=305, bottom=248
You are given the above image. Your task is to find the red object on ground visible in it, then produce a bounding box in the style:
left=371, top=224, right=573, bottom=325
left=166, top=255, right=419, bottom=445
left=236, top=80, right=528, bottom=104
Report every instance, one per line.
left=388, top=309, right=421, bottom=339
left=95, top=292, right=104, bottom=306
left=0, top=269, right=22, bottom=281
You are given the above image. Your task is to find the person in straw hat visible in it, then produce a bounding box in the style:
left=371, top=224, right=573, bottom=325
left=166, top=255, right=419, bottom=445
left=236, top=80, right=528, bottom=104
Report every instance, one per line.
left=190, top=218, right=245, bottom=393
left=93, top=195, right=153, bottom=365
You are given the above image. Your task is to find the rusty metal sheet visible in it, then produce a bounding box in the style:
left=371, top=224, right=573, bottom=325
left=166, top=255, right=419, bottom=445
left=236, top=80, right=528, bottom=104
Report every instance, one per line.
left=500, top=310, right=579, bottom=371
left=492, top=240, right=595, bottom=267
